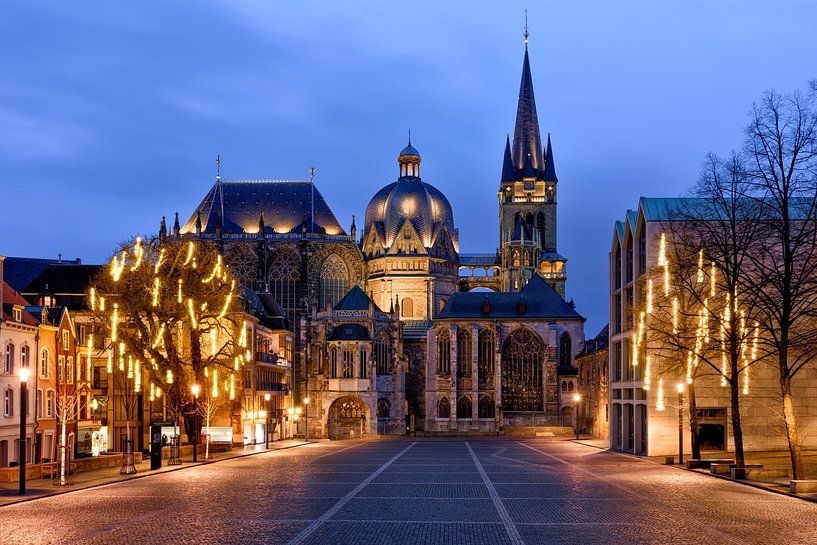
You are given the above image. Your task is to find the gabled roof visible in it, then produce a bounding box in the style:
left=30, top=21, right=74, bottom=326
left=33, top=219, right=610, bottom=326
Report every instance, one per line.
left=23, top=264, right=101, bottom=296
left=2, top=281, right=38, bottom=325
left=181, top=179, right=346, bottom=236
left=333, top=285, right=381, bottom=313
left=328, top=323, right=371, bottom=341
left=438, top=274, right=583, bottom=320
left=241, top=288, right=290, bottom=331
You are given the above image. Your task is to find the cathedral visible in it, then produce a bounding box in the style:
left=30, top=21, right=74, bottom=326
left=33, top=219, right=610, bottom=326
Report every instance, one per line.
left=174, top=40, right=585, bottom=438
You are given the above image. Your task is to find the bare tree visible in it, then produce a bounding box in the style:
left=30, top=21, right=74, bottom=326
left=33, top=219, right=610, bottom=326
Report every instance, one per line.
left=741, top=82, right=817, bottom=479
left=89, top=236, right=244, bottom=460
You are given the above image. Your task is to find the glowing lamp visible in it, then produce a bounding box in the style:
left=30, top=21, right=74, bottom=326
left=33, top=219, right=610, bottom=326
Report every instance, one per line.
left=264, top=393, right=271, bottom=401
left=304, top=397, right=310, bottom=405
left=676, top=383, right=685, bottom=394
left=19, top=368, right=30, bottom=383
left=191, top=384, right=200, bottom=398
left=572, top=393, right=581, bottom=403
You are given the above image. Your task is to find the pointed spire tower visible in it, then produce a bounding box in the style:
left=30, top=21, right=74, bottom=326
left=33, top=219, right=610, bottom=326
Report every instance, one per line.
left=497, top=20, right=567, bottom=297
left=512, top=44, right=544, bottom=176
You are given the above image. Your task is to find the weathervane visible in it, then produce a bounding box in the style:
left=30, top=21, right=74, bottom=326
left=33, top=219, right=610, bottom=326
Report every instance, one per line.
left=216, top=154, right=221, bottom=180
left=523, top=9, right=529, bottom=45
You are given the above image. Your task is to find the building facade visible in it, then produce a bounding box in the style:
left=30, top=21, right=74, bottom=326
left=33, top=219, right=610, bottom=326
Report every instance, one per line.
left=576, top=325, right=609, bottom=439
left=609, top=198, right=817, bottom=456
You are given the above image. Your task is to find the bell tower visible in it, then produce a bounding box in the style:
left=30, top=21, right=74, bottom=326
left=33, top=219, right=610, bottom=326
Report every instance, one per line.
left=499, top=36, right=566, bottom=295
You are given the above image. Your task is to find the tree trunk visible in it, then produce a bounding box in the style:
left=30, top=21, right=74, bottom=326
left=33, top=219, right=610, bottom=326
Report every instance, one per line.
left=687, top=381, right=701, bottom=460
left=729, top=374, right=745, bottom=468
left=59, top=419, right=68, bottom=485
left=779, top=370, right=804, bottom=479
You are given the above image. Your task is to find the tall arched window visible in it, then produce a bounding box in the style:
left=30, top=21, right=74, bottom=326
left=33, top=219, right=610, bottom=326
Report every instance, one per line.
left=329, top=347, right=338, bottom=378
left=525, top=212, right=534, bottom=227
left=3, top=389, right=12, bottom=417
left=401, top=298, right=414, bottom=318
left=375, top=331, right=391, bottom=375
left=559, top=333, right=572, bottom=368
left=478, top=395, right=495, bottom=418
left=4, top=344, right=14, bottom=374
left=20, top=346, right=29, bottom=369
left=501, top=327, right=545, bottom=412
left=456, top=396, right=472, bottom=419
left=40, top=349, right=49, bottom=377
left=536, top=212, right=545, bottom=249
left=512, top=250, right=520, bottom=267
left=359, top=349, right=368, bottom=378
left=267, top=246, right=300, bottom=313
left=457, top=329, right=471, bottom=377
left=319, top=254, right=349, bottom=311
left=342, top=346, right=355, bottom=378
left=437, top=396, right=451, bottom=419
left=478, top=330, right=495, bottom=376
left=437, top=329, right=451, bottom=375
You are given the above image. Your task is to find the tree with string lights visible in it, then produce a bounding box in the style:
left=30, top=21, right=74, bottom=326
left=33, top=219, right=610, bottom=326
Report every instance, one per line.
left=88, top=236, right=247, bottom=468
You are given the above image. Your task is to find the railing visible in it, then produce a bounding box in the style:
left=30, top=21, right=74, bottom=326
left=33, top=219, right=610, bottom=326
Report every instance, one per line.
left=255, top=352, right=279, bottom=365
left=257, top=382, right=289, bottom=392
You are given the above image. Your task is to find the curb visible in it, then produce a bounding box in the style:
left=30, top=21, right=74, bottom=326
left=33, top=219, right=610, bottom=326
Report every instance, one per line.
left=568, top=439, right=817, bottom=505
left=0, top=441, right=310, bottom=508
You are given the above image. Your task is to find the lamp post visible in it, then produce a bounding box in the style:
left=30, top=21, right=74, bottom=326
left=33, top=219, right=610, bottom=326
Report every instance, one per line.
left=264, top=393, right=271, bottom=449
left=572, top=392, right=582, bottom=440
left=19, top=368, right=30, bottom=495
left=303, top=398, right=310, bottom=442
left=677, top=383, right=685, bottom=465
left=191, top=384, right=200, bottom=463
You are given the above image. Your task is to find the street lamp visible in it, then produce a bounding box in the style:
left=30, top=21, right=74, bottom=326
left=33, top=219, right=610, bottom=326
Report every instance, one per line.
left=19, top=368, right=30, bottom=495
left=304, top=398, right=310, bottom=442
left=677, top=383, right=685, bottom=465
left=572, top=392, right=582, bottom=440
left=191, top=384, right=200, bottom=463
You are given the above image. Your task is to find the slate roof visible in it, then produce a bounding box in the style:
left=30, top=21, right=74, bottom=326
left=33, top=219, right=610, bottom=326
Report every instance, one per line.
left=242, top=288, right=290, bottom=331
left=438, top=274, right=583, bottom=320
left=3, top=257, right=82, bottom=292
left=333, top=285, right=379, bottom=312
left=20, top=264, right=101, bottom=310
left=579, top=324, right=609, bottom=356
left=543, top=134, right=558, bottom=182
left=512, top=47, right=544, bottom=173
left=328, top=323, right=370, bottom=341
left=181, top=179, right=346, bottom=236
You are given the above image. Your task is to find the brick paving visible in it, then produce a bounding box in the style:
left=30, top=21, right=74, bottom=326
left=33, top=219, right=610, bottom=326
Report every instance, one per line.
left=0, top=438, right=816, bottom=544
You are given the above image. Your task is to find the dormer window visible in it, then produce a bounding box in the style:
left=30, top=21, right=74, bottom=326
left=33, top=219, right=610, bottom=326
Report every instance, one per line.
left=13, top=308, right=21, bottom=322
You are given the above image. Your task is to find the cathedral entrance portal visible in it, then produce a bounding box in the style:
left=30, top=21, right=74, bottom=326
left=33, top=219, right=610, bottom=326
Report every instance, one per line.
left=328, top=396, right=370, bottom=440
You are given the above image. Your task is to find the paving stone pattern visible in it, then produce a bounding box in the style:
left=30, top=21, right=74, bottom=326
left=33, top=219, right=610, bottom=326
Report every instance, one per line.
left=0, top=439, right=815, bottom=544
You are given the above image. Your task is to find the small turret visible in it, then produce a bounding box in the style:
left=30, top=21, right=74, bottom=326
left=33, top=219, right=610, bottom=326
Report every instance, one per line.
left=501, top=135, right=515, bottom=184
left=258, top=212, right=265, bottom=238
left=173, top=212, right=180, bottom=238
left=543, top=134, right=558, bottom=183
left=159, top=216, right=167, bottom=241
left=195, top=211, right=202, bottom=236
left=350, top=214, right=357, bottom=241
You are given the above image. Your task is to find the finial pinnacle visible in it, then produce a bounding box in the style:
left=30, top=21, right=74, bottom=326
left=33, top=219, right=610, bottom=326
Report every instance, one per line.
left=523, top=9, right=529, bottom=45
left=216, top=154, right=221, bottom=180
left=309, top=166, right=316, bottom=179
left=408, top=129, right=412, bottom=146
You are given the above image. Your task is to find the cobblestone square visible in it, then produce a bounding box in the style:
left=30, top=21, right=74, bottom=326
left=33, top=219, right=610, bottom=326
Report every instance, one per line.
left=0, top=439, right=815, bottom=545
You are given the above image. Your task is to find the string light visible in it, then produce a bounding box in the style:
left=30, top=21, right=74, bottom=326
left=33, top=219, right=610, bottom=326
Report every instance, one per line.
left=130, top=237, right=144, bottom=271
left=229, top=374, right=235, bottom=400
left=177, top=279, right=183, bottom=304
left=710, top=261, right=716, bottom=297
left=111, top=303, right=119, bottom=342
left=644, top=354, right=651, bottom=390
left=187, top=298, right=197, bottom=329
left=212, top=368, right=219, bottom=398
left=166, top=369, right=173, bottom=384
left=183, top=241, right=194, bottom=265
left=657, top=378, right=665, bottom=411
left=89, top=287, right=96, bottom=311
left=86, top=335, right=93, bottom=383
left=107, top=348, right=113, bottom=374
left=657, top=233, right=667, bottom=266
left=646, top=279, right=653, bottom=313
left=154, top=248, right=165, bottom=274
left=152, top=277, right=160, bottom=307
left=203, top=255, right=222, bottom=283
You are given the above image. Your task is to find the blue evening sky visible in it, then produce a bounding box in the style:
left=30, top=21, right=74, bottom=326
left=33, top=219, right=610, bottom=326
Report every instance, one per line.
left=2, top=1, right=816, bottom=334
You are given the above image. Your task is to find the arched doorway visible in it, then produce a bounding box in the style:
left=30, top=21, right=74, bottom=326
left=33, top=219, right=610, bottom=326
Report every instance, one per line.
left=327, top=396, right=370, bottom=439
left=501, top=327, right=545, bottom=412
left=560, top=406, right=574, bottom=426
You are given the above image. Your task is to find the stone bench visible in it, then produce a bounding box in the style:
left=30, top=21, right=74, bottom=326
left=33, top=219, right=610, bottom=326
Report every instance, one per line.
left=710, top=463, right=736, bottom=475
left=731, top=465, right=788, bottom=480
left=686, top=458, right=734, bottom=469
left=790, top=480, right=817, bottom=494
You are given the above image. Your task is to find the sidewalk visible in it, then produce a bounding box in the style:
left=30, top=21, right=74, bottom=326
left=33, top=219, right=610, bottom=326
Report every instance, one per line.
left=0, top=439, right=310, bottom=507
left=572, top=437, right=817, bottom=502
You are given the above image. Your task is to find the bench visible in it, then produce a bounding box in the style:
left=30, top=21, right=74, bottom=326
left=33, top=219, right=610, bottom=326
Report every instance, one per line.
left=710, top=463, right=736, bottom=475
left=686, top=458, right=734, bottom=469
left=790, top=480, right=817, bottom=494
left=41, top=461, right=78, bottom=479
left=731, top=465, right=789, bottom=480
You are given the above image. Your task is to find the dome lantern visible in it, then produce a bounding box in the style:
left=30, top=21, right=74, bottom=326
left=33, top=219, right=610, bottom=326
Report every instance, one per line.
left=398, top=140, right=421, bottom=178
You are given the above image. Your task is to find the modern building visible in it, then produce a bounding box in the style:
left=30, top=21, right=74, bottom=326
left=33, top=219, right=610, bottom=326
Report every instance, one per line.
left=609, top=198, right=817, bottom=456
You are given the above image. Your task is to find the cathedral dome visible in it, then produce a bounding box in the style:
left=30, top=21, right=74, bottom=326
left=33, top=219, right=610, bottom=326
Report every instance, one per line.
left=364, top=144, right=458, bottom=251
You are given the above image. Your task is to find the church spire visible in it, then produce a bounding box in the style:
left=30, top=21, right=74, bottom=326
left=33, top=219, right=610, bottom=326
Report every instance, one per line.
left=511, top=40, right=543, bottom=174
left=543, top=133, right=558, bottom=182
left=501, top=135, right=514, bottom=183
